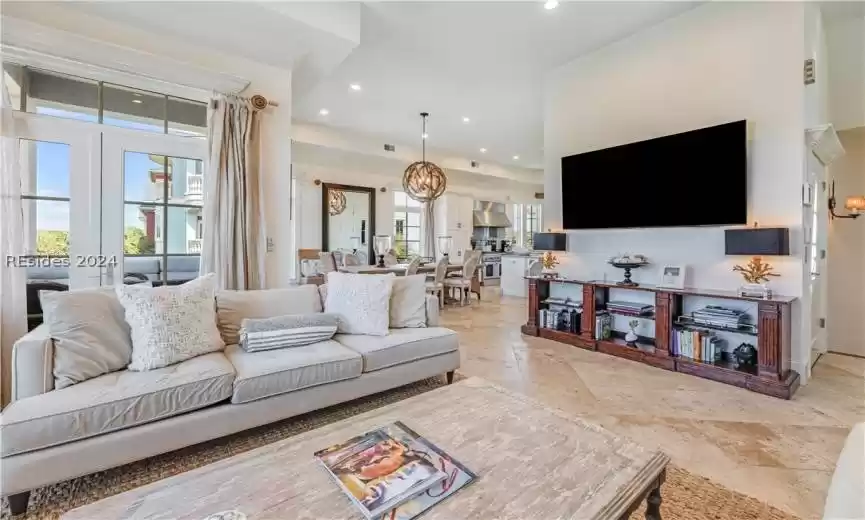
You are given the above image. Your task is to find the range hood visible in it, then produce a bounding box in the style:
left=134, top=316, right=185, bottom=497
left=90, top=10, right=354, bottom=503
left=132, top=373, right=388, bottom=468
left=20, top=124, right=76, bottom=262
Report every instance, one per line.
left=473, top=201, right=512, bottom=228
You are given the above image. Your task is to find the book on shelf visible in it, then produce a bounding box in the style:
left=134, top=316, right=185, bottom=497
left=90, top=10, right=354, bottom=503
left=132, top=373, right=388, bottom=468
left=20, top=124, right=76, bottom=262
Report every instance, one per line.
left=315, top=423, right=449, bottom=519
left=673, top=328, right=726, bottom=363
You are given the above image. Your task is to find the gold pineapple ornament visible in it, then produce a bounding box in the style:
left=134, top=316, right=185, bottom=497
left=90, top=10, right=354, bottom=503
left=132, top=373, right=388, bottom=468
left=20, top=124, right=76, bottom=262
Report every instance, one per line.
left=733, top=256, right=779, bottom=284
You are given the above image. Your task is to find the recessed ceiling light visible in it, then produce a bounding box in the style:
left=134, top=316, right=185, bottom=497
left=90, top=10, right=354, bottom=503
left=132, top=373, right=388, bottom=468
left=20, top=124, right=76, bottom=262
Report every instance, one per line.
left=422, top=133, right=429, bottom=139
left=544, top=0, right=559, bottom=10
left=319, top=108, right=329, bottom=116
left=480, top=148, right=487, bottom=153
left=513, top=155, right=520, bottom=160
left=132, top=99, right=142, bottom=104
left=349, top=83, right=361, bottom=91
left=462, top=117, right=470, bottom=123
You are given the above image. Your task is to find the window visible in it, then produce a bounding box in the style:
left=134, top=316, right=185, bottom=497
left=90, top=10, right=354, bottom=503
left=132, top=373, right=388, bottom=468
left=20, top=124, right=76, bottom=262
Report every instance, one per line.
left=20, top=140, right=71, bottom=259
left=393, top=191, right=421, bottom=260
left=512, top=203, right=543, bottom=249
left=2, top=62, right=207, bottom=137
left=123, top=152, right=204, bottom=284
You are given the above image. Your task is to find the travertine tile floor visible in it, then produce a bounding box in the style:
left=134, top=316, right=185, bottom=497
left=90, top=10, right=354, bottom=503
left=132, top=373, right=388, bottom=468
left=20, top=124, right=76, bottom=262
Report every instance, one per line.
left=440, top=288, right=865, bottom=520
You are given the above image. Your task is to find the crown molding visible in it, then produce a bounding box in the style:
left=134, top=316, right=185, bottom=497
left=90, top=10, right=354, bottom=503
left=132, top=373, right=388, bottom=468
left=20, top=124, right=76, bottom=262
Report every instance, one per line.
left=1, top=16, right=249, bottom=101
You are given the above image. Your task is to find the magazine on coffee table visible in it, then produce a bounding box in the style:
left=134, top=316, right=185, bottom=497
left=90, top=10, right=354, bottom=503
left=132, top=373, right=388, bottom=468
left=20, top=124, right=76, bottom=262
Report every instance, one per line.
left=374, top=422, right=478, bottom=520
left=314, top=426, right=447, bottom=519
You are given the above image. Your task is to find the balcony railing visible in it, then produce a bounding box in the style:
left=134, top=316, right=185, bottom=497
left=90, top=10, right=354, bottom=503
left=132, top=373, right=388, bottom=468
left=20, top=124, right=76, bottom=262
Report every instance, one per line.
left=187, top=238, right=202, bottom=253
left=185, top=174, right=203, bottom=201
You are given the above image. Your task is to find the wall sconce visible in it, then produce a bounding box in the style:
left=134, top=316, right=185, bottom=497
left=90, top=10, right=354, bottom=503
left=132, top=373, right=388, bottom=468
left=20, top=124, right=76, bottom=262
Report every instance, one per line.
left=829, top=182, right=865, bottom=220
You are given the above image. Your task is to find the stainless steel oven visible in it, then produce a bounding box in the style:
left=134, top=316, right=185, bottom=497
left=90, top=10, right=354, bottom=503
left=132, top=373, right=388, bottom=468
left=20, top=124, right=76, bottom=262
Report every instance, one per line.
left=481, top=253, right=502, bottom=284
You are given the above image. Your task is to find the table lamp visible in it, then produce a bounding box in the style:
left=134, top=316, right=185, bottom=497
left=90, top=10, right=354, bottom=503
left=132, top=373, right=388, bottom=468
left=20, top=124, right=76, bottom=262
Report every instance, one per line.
left=437, top=235, right=453, bottom=259
left=374, top=235, right=392, bottom=268
left=725, top=227, right=789, bottom=298
left=532, top=232, right=567, bottom=279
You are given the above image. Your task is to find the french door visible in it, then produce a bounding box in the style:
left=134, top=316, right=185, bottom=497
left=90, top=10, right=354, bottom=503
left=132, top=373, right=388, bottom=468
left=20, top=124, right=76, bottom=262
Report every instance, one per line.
left=101, top=131, right=206, bottom=286
left=9, top=110, right=206, bottom=289
left=10, top=111, right=101, bottom=289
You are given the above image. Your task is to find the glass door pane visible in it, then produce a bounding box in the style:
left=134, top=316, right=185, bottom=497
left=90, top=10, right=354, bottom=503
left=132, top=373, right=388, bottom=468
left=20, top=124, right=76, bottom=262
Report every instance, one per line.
left=102, top=131, right=206, bottom=287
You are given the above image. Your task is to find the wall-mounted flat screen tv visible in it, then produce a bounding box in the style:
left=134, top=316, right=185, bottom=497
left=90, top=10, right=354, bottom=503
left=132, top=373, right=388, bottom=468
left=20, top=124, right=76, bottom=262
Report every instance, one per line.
left=560, top=120, right=747, bottom=230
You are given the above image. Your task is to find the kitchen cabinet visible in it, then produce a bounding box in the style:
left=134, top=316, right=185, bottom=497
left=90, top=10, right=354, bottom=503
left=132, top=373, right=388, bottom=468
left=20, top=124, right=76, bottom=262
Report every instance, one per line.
left=436, top=194, right=474, bottom=262
left=501, top=255, right=538, bottom=298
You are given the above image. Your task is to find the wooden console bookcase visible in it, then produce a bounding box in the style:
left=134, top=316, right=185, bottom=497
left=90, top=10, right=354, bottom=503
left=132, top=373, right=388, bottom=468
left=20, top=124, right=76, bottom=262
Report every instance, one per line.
left=521, top=277, right=799, bottom=399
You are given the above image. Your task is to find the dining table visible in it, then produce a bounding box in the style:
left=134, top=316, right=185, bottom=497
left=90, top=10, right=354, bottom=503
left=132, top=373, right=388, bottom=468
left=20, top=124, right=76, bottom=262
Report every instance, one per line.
left=338, top=263, right=464, bottom=275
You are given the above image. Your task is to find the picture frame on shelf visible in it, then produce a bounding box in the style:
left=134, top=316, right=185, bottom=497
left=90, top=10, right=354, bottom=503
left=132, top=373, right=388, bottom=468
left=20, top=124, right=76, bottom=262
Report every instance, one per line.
left=658, top=265, right=687, bottom=289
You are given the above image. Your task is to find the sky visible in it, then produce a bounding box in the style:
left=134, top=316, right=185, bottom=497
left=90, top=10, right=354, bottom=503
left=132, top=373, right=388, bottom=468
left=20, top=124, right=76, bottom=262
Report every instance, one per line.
left=28, top=106, right=201, bottom=233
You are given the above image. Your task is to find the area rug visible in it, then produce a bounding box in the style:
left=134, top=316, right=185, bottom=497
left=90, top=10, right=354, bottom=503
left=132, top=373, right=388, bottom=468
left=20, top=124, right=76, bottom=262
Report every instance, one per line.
left=2, top=373, right=797, bottom=520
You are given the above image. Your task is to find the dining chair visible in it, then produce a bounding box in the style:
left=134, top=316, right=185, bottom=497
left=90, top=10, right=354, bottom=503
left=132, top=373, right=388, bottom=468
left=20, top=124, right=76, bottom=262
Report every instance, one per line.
left=318, top=252, right=337, bottom=273
left=356, top=250, right=369, bottom=265
left=425, top=256, right=449, bottom=309
left=444, top=253, right=481, bottom=306
left=342, top=253, right=361, bottom=266
left=383, top=249, right=399, bottom=267
left=405, top=256, right=421, bottom=276
left=527, top=259, right=543, bottom=277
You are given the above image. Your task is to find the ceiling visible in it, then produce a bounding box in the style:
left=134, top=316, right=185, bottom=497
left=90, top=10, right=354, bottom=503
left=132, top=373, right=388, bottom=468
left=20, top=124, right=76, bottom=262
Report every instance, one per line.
left=5, top=1, right=702, bottom=170
left=293, top=2, right=701, bottom=168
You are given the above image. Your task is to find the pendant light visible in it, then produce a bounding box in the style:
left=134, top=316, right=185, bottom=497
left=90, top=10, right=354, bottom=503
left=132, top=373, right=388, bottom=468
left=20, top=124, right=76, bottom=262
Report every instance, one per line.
left=402, top=112, right=447, bottom=202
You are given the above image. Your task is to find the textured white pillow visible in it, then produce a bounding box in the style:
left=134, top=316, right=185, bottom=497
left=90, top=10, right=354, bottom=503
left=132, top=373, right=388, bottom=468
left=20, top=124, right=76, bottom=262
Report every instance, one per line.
left=390, top=274, right=428, bottom=328
left=116, top=274, right=224, bottom=371
left=325, top=272, right=394, bottom=336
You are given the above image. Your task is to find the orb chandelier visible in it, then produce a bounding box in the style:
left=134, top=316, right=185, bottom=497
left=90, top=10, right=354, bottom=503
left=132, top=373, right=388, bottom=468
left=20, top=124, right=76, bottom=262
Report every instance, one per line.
left=402, top=112, right=447, bottom=203
left=328, top=189, right=347, bottom=216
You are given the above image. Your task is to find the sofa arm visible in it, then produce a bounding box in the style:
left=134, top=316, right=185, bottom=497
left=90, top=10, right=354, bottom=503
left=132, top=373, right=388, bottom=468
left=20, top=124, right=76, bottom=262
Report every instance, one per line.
left=824, top=423, right=865, bottom=520
left=11, top=324, right=54, bottom=401
left=425, top=295, right=440, bottom=327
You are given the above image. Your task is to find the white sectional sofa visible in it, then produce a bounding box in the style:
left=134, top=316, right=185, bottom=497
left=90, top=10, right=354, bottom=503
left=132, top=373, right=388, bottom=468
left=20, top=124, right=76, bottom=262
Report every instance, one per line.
left=823, top=422, right=865, bottom=520
left=0, top=284, right=459, bottom=515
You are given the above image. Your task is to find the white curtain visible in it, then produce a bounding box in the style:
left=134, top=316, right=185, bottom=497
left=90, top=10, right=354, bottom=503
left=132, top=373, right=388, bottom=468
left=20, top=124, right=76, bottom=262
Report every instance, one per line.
left=422, top=200, right=436, bottom=259
left=200, top=95, right=266, bottom=290
left=0, top=82, right=27, bottom=407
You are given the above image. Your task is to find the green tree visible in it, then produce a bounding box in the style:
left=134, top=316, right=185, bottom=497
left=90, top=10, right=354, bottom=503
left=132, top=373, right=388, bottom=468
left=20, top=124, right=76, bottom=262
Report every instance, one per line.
left=124, top=227, right=155, bottom=255
left=36, top=230, right=69, bottom=256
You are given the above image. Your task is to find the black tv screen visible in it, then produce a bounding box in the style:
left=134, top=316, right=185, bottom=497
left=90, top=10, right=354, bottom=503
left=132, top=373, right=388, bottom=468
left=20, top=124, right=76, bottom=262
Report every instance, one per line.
left=560, top=120, right=747, bottom=230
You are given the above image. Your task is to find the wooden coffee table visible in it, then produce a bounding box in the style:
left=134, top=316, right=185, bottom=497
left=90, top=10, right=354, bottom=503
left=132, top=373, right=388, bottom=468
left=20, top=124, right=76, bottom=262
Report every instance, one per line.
left=63, top=378, right=669, bottom=520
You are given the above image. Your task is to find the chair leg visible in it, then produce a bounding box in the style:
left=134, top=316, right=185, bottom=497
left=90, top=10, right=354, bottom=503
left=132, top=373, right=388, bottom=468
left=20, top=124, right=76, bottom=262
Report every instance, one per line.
left=446, top=370, right=455, bottom=384
left=9, top=491, right=30, bottom=515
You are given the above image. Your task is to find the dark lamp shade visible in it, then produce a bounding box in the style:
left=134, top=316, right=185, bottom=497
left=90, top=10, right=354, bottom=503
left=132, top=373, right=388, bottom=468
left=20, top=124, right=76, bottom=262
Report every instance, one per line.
left=533, top=232, right=567, bottom=252
left=724, top=228, right=789, bottom=256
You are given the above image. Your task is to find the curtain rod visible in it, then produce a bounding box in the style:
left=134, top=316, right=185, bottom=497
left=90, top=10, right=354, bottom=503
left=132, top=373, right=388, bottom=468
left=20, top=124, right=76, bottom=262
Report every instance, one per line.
left=212, top=93, right=279, bottom=111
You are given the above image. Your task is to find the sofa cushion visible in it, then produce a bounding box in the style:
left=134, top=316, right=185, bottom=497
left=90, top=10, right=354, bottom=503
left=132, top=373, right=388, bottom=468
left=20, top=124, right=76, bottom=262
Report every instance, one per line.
left=40, top=287, right=133, bottom=389
left=334, top=328, right=458, bottom=372
left=0, top=353, right=235, bottom=457
left=225, top=342, right=362, bottom=404
left=116, top=274, right=224, bottom=371
left=217, top=285, right=322, bottom=345
left=390, top=274, right=428, bottom=329
left=325, top=272, right=394, bottom=336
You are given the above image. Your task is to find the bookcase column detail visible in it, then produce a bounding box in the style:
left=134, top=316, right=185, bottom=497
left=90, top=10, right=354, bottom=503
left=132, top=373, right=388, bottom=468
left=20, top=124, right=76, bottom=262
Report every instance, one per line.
left=581, top=284, right=597, bottom=340
left=654, top=293, right=673, bottom=356
left=757, top=302, right=783, bottom=380
left=522, top=278, right=541, bottom=336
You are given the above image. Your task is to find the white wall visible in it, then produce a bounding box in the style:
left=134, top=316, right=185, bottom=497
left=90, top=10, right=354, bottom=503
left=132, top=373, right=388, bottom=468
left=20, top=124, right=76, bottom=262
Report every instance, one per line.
left=828, top=127, right=865, bottom=357
left=544, top=2, right=810, bottom=376
left=827, top=16, right=865, bottom=131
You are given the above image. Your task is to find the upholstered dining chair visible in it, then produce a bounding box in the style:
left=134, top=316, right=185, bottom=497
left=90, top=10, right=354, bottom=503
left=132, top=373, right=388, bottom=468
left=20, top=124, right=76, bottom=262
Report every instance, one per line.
left=342, top=253, right=361, bottom=266
left=356, top=250, right=369, bottom=265
left=425, top=256, right=449, bottom=309
left=318, top=252, right=337, bottom=273
left=383, top=249, right=399, bottom=267
left=405, top=256, right=421, bottom=276
left=527, top=259, right=543, bottom=277
left=444, top=252, right=481, bottom=306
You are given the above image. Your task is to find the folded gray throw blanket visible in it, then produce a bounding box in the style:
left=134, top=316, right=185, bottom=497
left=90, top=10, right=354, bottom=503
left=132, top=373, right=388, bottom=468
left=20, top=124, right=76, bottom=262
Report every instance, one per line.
left=240, top=313, right=339, bottom=352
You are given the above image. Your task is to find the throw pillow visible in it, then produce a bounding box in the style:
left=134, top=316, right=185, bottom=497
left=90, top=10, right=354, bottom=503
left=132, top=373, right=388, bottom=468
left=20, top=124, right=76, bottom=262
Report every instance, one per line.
left=390, top=274, right=428, bottom=328
left=40, top=287, right=134, bottom=389
left=324, top=272, right=394, bottom=336
left=240, top=313, right=339, bottom=352
left=116, top=274, right=224, bottom=371
left=216, top=285, right=322, bottom=345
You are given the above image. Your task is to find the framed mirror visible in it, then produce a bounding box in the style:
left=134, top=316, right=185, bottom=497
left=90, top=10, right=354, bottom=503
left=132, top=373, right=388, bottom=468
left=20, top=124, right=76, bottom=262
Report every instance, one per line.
left=321, top=183, right=376, bottom=265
